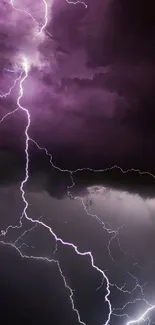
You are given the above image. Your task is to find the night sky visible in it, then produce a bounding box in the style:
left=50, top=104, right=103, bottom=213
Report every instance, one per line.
left=0, top=1, right=155, bottom=324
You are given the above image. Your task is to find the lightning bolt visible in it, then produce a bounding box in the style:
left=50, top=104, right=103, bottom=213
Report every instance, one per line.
left=10, top=0, right=40, bottom=27
left=17, top=56, right=30, bottom=225
left=126, top=305, right=155, bottom=325
left=66, top=0, right=88, bottom=8
left=1, top=1, right=155, bottom=325
left=9, top=0, right=87, bottom=40
left=0, top=54, right=90, bottom=325
left=1, top=4, right=113, bottom=324
left=0, top=107, right=19, bottom=123
left=3, top=53, right=113, bottom=322
left=38, top=0, right=48, bottom=35
left=0, top=71, right=22, bottom=99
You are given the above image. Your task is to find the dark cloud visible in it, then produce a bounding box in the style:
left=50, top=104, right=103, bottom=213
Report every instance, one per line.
left=0, top=146, right=155, bottom=201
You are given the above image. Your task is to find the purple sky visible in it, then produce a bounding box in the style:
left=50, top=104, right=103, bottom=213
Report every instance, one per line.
left=0, top=0, right=155, bottom=170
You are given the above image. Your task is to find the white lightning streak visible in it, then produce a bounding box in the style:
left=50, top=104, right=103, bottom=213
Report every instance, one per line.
left=38, top=0, right=48, bottom=35
left=66, top=0, right=87, bottom=8
left=0, top=239, right=85, bottom=325
left=28, top=138, right=155, bottom=325
left=24, top=137, right=155, bottom=180
left=0, top=72, right=22, bottom=98
left=0, top=54, right=88, bottom=324
left=4, top=53, right=111, bottom=325
left=9, top=0, right=49, bottom=38
left=13, top=222, right=38, bottom=246
left=0, top=107, right=19, bottom=123
left=29, top=138, right=126, bottom=263
left=114, top=298, right=152, bottom=313
left=17, top=57, right=30, bottom=226
left=9, top=0, right=39, bottom=26
left=9, top=0, right=87, bottom=39
left=126, top=305, right=155, bottom=324
left=22, top=215, right=113, bottom=325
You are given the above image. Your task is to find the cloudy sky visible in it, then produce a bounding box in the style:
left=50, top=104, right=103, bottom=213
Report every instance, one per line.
left=0, top=0, right=155, bottom=324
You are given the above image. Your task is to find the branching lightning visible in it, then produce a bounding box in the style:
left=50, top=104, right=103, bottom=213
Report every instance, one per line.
left=10, top=0, right=40, bottom=27
left=0, top=1, right=155, bottom=325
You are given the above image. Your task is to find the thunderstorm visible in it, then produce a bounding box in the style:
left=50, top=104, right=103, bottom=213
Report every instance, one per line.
left=0, top=1, right=155, bottom=325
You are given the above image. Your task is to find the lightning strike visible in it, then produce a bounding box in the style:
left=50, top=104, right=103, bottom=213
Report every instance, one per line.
left=17, top=56, right=30, bottom=227
left=0, top=2, right=154, bottom=325
left=66, top=0, right=88, bottom=8
left=13, top=222, right=38, bottom=247
left=20, top=215, right=113, bottom=325
left=9, top=0, right=39, bottom=26
left=110, top=272, right=147, bottom=296
left=113, top=298, right=153, bottom=314
left=29, top=138, right=126, bottom=262
left=9, top=0, right=49, bottom=39
left=0, top=239, right=86, bottom=325
left=1, top=51, right=89, bottom=324
left=38, top=0, right=48, bottom=35
left=1, top=19, right=113, bottom=323
left=126, top=305, right=155, bottom=325
left=0, top=107, right=19, bottom=123
left=0, top=72, right=22, bottom=98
